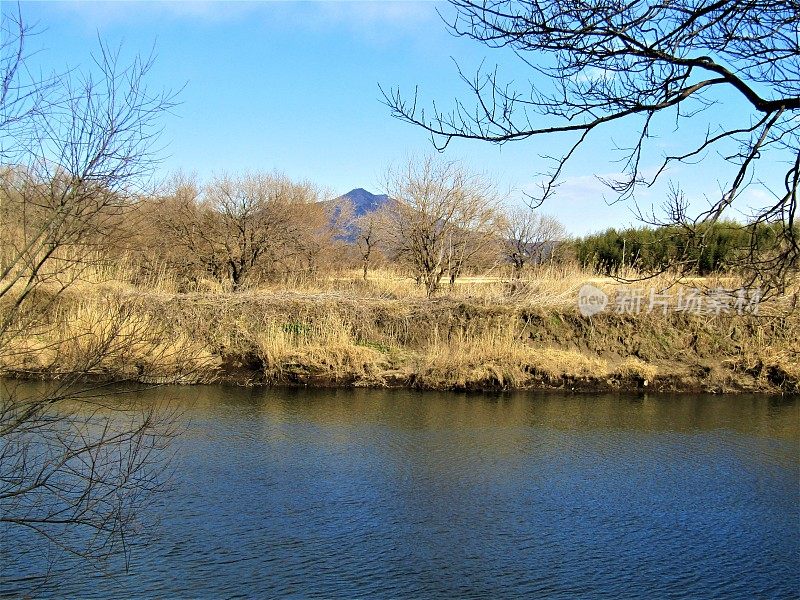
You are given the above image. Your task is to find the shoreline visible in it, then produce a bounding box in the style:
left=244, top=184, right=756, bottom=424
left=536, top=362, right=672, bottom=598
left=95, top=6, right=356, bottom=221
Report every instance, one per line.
left=5, top=368, right=796, bottom=396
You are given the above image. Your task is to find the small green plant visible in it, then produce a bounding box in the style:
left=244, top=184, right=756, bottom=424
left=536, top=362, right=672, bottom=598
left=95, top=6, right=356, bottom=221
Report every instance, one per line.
left=282, top=321, right=311, bottom=337
left=357, top=339, right=391, bottom=354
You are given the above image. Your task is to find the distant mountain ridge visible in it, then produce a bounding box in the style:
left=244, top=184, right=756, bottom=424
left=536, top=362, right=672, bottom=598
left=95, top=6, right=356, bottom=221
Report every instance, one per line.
left=335, top=188, right=390, bottom=216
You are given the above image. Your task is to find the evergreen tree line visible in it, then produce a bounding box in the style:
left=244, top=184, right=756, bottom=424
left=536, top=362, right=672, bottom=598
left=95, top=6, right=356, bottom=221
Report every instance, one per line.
left=571, top=221, right=794, bottom=276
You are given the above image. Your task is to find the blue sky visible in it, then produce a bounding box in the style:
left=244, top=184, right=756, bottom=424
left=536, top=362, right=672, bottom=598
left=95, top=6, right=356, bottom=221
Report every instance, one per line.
left=5, top=1, right=781, bottom=235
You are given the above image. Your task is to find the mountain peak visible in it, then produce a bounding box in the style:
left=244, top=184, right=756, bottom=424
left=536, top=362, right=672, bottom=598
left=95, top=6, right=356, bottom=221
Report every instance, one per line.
left=336, top=188, right=390, bottom=217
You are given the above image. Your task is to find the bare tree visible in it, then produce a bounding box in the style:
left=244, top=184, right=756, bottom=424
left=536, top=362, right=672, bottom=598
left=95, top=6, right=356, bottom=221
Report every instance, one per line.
left=383, top=156, right=500, bottom=297
left=153, top=172, right=324, bottom=291
left=383, top=0, right=799, bottom=294
left=0, top=9, right=179, bottom=571
left=501, top=208, right=566, bottom=278
left=205, top=173, right=282, bottom=290
left=355, top=210, right=387, bottom=281
left=134, top=172, right=217, bottom=288
left=444, top=192, right=503, bottom=286
left=293, top=193, right=337, bottom=280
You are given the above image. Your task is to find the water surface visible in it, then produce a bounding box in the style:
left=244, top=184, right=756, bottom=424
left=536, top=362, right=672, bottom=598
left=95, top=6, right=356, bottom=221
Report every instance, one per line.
left=2, top=387, right=798, bottom=598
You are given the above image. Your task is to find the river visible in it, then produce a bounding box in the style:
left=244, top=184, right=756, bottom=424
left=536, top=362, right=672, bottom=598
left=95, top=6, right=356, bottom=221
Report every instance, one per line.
left=2, top=386, right=798, bottom=598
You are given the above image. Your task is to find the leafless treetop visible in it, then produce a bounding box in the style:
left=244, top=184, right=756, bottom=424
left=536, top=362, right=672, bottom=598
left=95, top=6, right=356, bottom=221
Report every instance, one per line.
left=383, top=0, right=799, bottom=292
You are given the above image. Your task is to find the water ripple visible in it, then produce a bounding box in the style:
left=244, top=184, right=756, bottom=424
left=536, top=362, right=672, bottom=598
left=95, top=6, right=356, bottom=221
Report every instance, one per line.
left=1, top=388, right=798, bottom=599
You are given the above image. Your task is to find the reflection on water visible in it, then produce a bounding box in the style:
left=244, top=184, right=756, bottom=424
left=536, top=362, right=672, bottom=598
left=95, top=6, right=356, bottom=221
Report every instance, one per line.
left=2, top=386, right=798, bottom=599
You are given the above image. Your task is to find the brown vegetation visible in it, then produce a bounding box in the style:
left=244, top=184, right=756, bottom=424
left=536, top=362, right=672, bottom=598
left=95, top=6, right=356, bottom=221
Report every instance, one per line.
left=3, top=265, right=797, bottom=395
left=3, top=145, right=796, bottom=396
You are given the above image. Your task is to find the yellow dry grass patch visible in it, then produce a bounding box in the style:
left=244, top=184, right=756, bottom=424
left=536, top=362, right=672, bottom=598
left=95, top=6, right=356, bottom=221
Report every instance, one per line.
left=0, top=295, right=215, bottom=382
left=763, top=348, right=800, bottom=381
left=254, top=313, right=390, bottom=382
left=58, top=254, right=772, bottom=315
left=416, top=325, right=609, bottom=388
left=612, top=357, right=659, bottom=381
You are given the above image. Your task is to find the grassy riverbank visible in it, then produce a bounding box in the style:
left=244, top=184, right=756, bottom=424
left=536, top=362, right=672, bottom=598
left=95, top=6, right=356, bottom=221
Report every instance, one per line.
left=2, top=269, right=798, bottom=394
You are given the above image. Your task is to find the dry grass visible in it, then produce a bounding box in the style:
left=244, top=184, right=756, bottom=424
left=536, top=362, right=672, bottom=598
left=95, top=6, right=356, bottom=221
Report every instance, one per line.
left=253, top=314, right=390, bottom=383
left=613, top=357, right=659, bottom=382
left=0, top=293, right=215, bottom=383
left=2, top=258, right=797, bottom=393
left=414, top=324, right=609, bottom=389
left=64, top=251, right=796, bottom=313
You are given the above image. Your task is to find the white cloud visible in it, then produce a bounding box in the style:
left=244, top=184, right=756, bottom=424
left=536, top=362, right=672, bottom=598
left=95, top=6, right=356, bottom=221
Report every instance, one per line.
left=571, top=66, right=615, bottom=84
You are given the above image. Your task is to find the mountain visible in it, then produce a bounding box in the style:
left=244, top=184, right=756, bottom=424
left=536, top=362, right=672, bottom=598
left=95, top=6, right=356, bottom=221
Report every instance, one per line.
left=335, top=188, right=390, bottom=217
